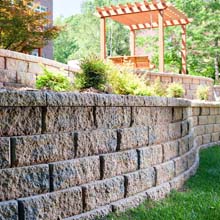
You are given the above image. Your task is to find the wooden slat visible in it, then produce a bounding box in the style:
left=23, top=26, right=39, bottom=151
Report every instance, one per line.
left=130, top=30, right=136, bottom=56
left=181, top=25, right=187, bottom=74
left=158, top=10, right=164, bottom=72
left=100, top=18, right=106, bottom=59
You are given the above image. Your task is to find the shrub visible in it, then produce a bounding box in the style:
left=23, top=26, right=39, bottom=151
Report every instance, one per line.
left=166, top=83, right=185, bottom=98
left=151, top=78, right=167, bottom=97
left=107, top=64, right=151, bottom=96
left=74, top=55, right=108, bottom=91
left=36, top=67, right=72, bottom=92
left=196, top=85, right=209, bottom=100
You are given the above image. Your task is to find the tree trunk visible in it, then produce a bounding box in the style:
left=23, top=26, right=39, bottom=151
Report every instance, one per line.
left=215, top=38, right=219, bottom=81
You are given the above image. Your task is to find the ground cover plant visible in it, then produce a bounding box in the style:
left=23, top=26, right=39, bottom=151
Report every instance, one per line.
left=107, top=146, right=220, bottom=220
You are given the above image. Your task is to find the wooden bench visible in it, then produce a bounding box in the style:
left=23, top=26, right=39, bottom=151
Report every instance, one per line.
left=109, top=56, right=154, bottom=69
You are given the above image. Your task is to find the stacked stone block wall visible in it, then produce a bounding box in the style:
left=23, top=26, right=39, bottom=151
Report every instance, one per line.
left=0, top=49, right=76, bottom=88
left=0, top=49, right=216, bottom=101
left=1, top=91, right=220, bottom=219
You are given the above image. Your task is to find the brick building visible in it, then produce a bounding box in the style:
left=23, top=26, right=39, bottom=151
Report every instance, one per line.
left=32, top=0, right=53, bottom=59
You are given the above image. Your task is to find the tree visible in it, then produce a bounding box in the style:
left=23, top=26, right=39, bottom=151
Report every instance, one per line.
left=0, top=0, right=60, bottom=53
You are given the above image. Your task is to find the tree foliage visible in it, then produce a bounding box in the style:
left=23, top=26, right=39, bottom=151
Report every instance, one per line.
left=0, top=0, right=60, bottom=53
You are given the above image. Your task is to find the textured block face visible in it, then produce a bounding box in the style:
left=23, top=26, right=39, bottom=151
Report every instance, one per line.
left=50, top=156, right=100, bottom=191
left=174, top=155, right=188, bottom=176
left=205, top=124, right=214, bottom=134
left=179, top=136, right=189, bottom=155
left=155, top=161, right=175, bottom=185
left=169, top=122, right=182, bottom=140
left=0, top=137, right=10, bottom=169
left=133, top=107, right=172, bottom=126
left=0, top=107, right=42, bottom=137
left=201, top=107, right=210, bottom=116
left=138, top=145, right=163, bottom=169
left=28, top=62, right=43, bottom=74
left=0, top=57, right=4, bottom=69
left=11, top=133, right=74, bottom=167
left=18, top=187, right=83, bottom=220
left=83, top=177, right=124, bottom=211
left=0, top=69, right=16, bottom=83
left=199, top=116, right=208, bottom=125
left=146, top=183, right=171, bottom=201
left=212, top=132, right=220, bottom=142
left=45, top=107, right=95, bottom=133
left=96, top=107, right=131, bottom=129
left=163, top=141, right=179, bottom=161
left=17, top=72, right=36, bottom=87
left=0, top=200, right=18, bottom=220
left=187, top=150, right=197, bottom=168
left=101, top=150, right=138, bottom=179
left=0, top=165, right=49, bottom=201
left=172, top=108, right=183, bottom=121
left=181, top=121, right=189, bottom=137
left=118, top=126, right=148, bottom=150
left=7, top=58, right=28, bottom=72
left=149, top=125, right=169, bottom=145
left=203, top=134, right=211, bottom=144
left=76, top=129, right=117, bottom=157
left=124, top=168, right=156, bottom=197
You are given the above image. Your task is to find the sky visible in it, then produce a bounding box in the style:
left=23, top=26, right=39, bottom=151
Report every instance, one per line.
left=53, top=0, right=84, bottom=18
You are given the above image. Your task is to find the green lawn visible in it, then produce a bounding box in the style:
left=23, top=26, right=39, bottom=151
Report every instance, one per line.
left=107, top=146, right=220, bottom=220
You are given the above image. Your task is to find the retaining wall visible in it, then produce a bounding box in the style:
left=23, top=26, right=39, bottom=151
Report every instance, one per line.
left=0, top=91, right=220, bottom=220
left=0, top=49, right=76, bottom=88
left=0, top=49, right=215, bottom=101
left=138, top=71, right=214, bottom=100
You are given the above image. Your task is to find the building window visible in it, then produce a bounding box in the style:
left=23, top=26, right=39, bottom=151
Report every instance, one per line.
left=32, top=51, right=39, bottom=56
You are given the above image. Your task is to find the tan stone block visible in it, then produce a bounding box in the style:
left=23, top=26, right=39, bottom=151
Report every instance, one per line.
left=101, top=150, right=138, bottom=179
left=138, top=145, right=163, bottom=169
left=172, top=107, right=183, bottom=121
left=214, top=124, right=220, bottom=132
left=0, top=200, right=18, bottom=220
left=149, top=124, right=169, bottom=144
left=76, top=129, right=117, bottom=157
left=193, top=126, right=205, bottom=136
left=50, top=156, right=100, bottom=191
left=96, top=107, right=131, bottom=129
left=45, top=107, right=95, bottom=133
left=201, top=107, right=210, bottom=115
left=174, top=154, right=188, bottom=176
left=124, top=168, right=156, bottom=197
left=194, top=136, right=202, bottom=147
left=0, top=57, right=5, bottom=69
left=155, top=161, right=175, bottom=185
left=192, top=78, right=200, bottom=84
left=202, top=134, right=211, bottom=144
left=146, top=183, right=171, bottom=201
left=216, top=116, right=220, bottom=123
left=161, top=76, right=172, bottom=83
left=187, top=150, right=197, bottom=168
left=0, top=137, right=10, bottom=169
left=183, top=78, right=192, bottom=84
left=0, top=69, right=17, bottom=83
left=28, top=62, right=43, bottom=74
left=207, top=115, right=216, bottom=124
left=179, top=136, right=189, bottom=155
left=210, top=108, right=219, bottom=115
left=163, top=141, right=179, bottom=161
left=181, top=120, right=189, bottom=137
left=0, top=107, right=42, bottom=137
left=6, top=58, right=28, bottom=72
left=192, top=107, right=200, bottom=116
left=212, top=133, right=220, bottom=142
left=199, top=116, right=208, bottom=125
left=118, top=126, right=148, bottom=150
left=18, top=187, right=83, bottom=219
left=0, top=165, right=49, bottom=201
left=169, top=122, right=182, bottom=140
left=173, top=77, right=182, bottom=83
left=205, top=124, right=214, bottom=134
left=83, top=177, right=124, bottom=211
left=191, top=116, right=198, bottom=126
left=17, top=71, right=36, bottom=87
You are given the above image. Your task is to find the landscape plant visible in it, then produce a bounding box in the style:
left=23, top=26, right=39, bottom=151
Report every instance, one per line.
left=74, top=55, right=108, bottom=91
left=36, top=67, right=72, bottom=92
left=196, top=85, right=210, bottom=100
left=166, top=82, right=185, bottom=98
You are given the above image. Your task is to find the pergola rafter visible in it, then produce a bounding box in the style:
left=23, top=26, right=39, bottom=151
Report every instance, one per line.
left=96, top=0, right=192, bottom=74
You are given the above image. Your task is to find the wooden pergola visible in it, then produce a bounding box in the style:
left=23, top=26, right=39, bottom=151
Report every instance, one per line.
left=96, top=0, right=192, bottom=74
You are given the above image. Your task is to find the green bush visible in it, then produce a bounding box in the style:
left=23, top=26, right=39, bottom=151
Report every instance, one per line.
left=151, top=78, right=167, bottom=97
left=36, top=67, right=72, bottom=92
left=107, top=64, right=151, bottom=96
left=196, top=85, right=209, bottom=100
left=166, top=83, right=185, bottom=98
left=74, top=55, right=108, bottom=91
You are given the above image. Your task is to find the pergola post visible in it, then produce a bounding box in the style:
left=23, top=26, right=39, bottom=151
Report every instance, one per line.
left=100, top=17, right=106, bottom=59
left=181, top=25, right=187, bottom=74
left=130, top=30, right=136, bottom=56
left=158, top=10, right=164, bottom=72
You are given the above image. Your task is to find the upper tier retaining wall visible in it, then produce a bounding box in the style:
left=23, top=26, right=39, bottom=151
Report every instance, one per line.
left=0, top=91, right=220, bottom=220
left=0, top=49, right=216, bottom=101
